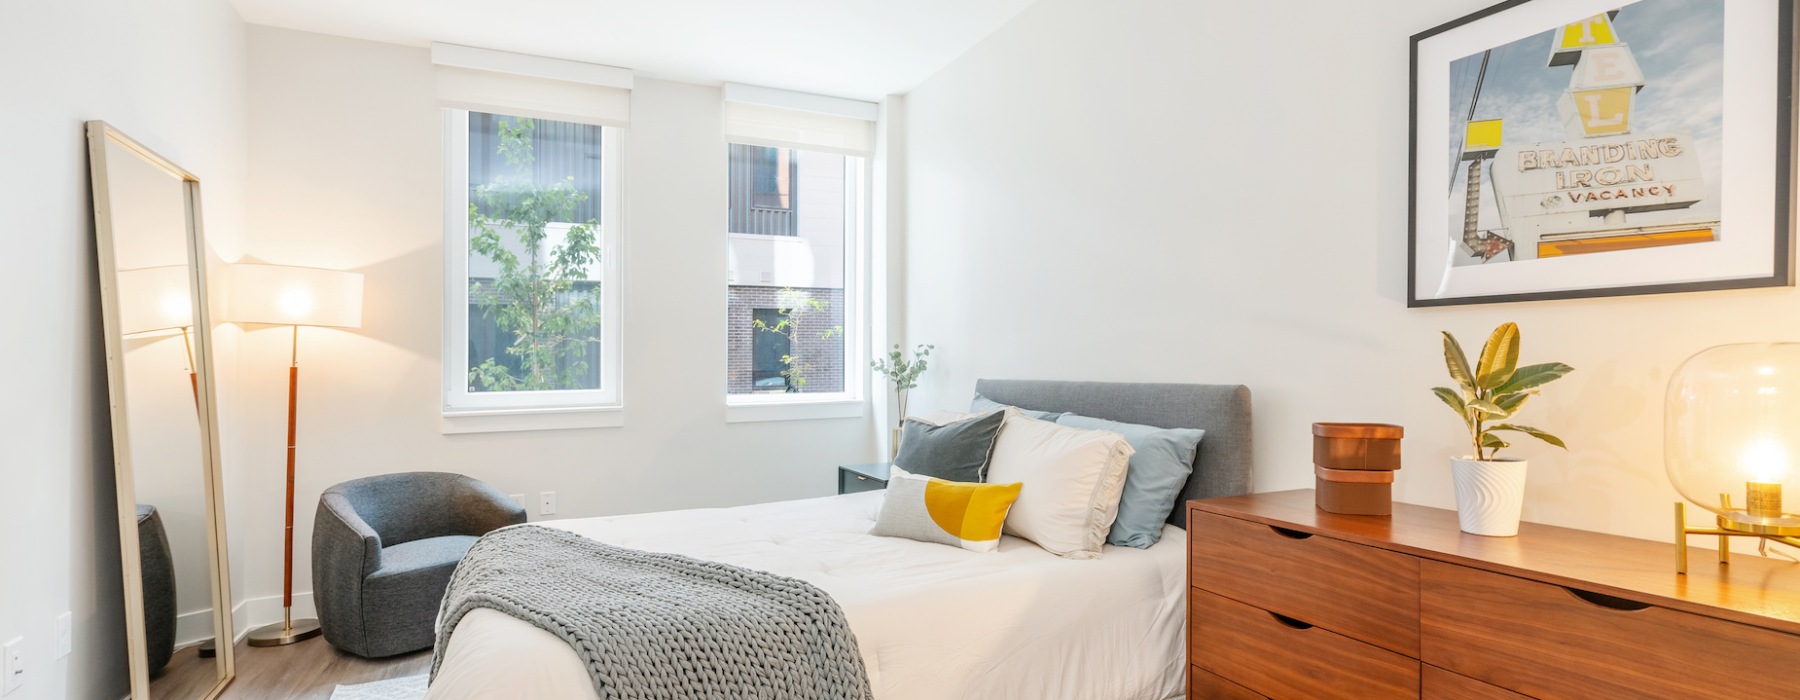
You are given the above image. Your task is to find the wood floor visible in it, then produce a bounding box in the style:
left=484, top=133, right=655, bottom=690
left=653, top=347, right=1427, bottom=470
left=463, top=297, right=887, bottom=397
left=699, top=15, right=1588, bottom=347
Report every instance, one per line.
left=149, top=645, right=225, bottom=699
left=217, top=638, right=430, bottom=700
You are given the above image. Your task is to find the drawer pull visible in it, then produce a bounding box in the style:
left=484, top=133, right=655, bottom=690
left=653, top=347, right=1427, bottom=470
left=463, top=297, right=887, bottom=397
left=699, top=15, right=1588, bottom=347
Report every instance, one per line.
left=1268, top=526, right=1314, bottom=540
left=1562, top=586, right=1652, bottom=611
left=1268, top=612, right=1315, bottom=630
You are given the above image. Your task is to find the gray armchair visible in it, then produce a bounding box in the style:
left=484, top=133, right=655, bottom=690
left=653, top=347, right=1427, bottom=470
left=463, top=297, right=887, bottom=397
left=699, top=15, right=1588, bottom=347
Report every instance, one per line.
left=311, top=472, right=525, bottom=658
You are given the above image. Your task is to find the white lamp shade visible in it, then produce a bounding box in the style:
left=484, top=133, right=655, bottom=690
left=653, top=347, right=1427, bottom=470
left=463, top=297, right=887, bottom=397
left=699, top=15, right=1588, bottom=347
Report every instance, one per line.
left=226, top=264, right=363, bottom=328
left=117, top=265, right=194, bottom=336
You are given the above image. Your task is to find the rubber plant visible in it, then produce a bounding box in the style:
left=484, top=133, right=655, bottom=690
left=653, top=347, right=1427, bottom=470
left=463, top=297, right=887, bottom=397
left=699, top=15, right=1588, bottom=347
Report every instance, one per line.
left=1431, top=322, right=1574, bottom=461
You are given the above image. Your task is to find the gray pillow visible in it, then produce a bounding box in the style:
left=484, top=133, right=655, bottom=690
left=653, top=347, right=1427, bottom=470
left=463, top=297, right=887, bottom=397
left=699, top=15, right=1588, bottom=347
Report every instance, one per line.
left=971, top=392, right=1065, bottom=422
left=895, top=410, right=1007, bottom=482
left=1055, top=414, right=1203, bottom=548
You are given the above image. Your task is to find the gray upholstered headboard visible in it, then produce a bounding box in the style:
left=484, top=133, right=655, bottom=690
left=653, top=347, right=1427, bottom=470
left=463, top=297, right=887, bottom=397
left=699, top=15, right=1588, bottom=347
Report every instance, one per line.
left=972, top=379, right=1254, bottom=528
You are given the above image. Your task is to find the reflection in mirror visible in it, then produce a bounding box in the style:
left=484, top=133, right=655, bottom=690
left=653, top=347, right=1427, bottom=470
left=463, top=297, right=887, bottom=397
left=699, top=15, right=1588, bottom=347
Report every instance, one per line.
left=88, top=122, right=234, bottom=700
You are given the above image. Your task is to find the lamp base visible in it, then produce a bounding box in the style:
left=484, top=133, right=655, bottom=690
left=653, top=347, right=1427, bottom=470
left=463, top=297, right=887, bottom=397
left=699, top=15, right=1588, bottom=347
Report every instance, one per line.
left=246, top=618, right=322, bottom=647
left=1674, top=501, right=1800, bottom=574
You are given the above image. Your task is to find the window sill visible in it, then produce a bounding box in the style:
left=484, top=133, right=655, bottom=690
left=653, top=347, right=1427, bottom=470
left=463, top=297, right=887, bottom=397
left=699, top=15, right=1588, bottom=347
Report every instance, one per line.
left=724, top=397, right=865, bottom=423
left=441, top=405, right=624, bottom=434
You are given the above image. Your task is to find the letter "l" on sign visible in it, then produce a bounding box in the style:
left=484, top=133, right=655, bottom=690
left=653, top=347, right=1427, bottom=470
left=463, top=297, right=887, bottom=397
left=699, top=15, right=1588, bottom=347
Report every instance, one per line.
left=1570, top=87, right=1633, bottom=136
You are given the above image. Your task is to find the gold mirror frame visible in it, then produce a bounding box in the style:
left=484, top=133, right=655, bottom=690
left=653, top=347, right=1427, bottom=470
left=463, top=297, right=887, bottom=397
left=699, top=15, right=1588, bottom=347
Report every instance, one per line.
left=86, top=121, right=236, bottom=699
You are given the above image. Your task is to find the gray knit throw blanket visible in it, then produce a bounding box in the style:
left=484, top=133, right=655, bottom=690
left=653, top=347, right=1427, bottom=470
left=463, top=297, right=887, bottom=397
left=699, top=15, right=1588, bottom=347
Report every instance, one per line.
left=430, top=525, right=873, bottom=700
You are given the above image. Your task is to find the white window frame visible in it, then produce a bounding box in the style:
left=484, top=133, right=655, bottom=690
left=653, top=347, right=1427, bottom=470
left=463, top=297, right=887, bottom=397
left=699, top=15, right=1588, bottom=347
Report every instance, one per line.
left=441, top=108, right=625, bottom=421
left=725, top=148, right=869, bottom=422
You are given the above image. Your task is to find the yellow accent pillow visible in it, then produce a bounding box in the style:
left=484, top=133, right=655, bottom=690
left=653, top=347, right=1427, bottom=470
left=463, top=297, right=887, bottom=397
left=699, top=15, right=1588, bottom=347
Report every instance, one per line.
left=870, top=473, right=1023, bottom=553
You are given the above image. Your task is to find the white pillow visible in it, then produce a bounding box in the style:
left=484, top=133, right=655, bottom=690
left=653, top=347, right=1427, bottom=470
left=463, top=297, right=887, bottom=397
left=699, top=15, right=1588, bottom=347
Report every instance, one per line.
left=984, top=414, right=1134, bottom=559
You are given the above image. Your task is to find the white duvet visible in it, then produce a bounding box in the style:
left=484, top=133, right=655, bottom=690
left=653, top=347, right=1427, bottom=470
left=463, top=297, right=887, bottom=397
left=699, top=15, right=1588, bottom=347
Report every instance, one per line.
left=427, top=491, right=1188, bottom=700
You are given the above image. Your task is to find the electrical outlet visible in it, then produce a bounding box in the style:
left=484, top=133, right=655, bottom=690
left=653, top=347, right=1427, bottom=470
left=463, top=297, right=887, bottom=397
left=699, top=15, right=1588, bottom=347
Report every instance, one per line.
left=54, top=613, right=71, bottom=660
left=539, top=491, right=556, bottom=516
left=4, top=637, right=24, bottom=695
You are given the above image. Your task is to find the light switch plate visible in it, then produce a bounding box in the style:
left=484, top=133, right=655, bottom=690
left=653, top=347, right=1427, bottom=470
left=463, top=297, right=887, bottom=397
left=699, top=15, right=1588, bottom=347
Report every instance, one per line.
left=4, top=637, right=24, bottom=695
left=539, top=491, right=556, bottom=516
left=55, top=613, right=71, bottom=659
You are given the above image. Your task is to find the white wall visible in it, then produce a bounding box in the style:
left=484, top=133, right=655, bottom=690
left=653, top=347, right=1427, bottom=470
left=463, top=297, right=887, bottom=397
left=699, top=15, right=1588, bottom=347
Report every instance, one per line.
left=0, top=0, right=247, bottom=697
left=901, top=0, right=1800, bottom=546
left=238, top=26, right=877, bottom=623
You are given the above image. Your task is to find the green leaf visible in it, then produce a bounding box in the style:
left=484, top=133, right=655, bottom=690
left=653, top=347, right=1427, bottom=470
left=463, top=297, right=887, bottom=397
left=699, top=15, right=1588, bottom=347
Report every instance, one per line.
left=1431, top=387, right=1472, bottom=426
left=1480, top=433, right=1510, bottom=449
left=1468, top=400, right=1510, bottom=418
left=1493, top=391, right=1532, bottom=414
left=1476, top=322, right=1521, bottom=389
left=1492, top=362, right=1573, bottom=396
left=1442, top=332, right=1477, bottom=394
left=1492, top=424, right=1568, bottom=449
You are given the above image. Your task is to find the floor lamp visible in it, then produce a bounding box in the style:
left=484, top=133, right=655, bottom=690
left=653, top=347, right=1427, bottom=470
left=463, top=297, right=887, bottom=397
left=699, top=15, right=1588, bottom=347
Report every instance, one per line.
left=117, top=265, right=198, bottom=397
left=226, top=263, right=364, bottom=647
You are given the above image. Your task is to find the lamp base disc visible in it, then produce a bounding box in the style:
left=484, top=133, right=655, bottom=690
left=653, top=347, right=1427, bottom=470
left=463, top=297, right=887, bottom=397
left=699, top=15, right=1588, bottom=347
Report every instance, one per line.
left=198, top=638, right=216, bottom=658
left=1714, top=515, right=1800, bottom=537
left=246, top=619, right=322, bottom=647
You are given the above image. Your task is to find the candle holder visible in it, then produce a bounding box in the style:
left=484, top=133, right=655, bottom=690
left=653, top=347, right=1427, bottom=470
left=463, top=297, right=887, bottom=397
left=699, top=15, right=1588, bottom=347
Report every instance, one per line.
left=1667, top=343, right=1800, bottom=573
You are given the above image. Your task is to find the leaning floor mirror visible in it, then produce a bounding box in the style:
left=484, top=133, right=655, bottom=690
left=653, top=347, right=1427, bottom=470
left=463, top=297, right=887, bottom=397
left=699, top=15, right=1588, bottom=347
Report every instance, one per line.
left=87, top=121, right=235, bottom=699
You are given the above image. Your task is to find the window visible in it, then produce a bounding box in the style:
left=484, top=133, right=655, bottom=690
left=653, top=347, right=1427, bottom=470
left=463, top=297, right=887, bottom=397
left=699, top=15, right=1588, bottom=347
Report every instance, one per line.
left=720, top=84, right=875, bottom=414
left=726, top=144, right=862, bottom=402
left=444, top=109, right=622, bottom=411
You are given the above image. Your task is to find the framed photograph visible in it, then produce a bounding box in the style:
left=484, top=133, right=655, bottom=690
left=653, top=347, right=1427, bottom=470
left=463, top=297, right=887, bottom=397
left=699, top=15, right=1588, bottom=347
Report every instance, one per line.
left=1409, top=0, right=1796, bottom=307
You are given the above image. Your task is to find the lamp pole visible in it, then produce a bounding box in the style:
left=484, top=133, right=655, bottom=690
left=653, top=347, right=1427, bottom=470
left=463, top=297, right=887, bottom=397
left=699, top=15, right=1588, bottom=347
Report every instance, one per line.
left=248, top=323, right=322, bottom=646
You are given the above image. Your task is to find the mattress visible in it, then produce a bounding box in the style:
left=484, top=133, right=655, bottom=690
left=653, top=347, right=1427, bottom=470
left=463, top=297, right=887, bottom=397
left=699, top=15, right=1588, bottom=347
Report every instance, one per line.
left=426, top=491, right=1189, bottom=700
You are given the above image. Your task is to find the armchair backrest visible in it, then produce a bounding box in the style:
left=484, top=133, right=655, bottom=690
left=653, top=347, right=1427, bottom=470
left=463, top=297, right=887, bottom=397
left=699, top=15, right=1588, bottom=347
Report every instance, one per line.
left=322, top=472, right=523, bottom=548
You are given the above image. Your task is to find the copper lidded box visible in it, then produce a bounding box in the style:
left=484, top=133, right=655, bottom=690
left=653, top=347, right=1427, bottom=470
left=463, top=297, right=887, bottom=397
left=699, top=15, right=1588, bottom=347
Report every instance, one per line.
left=1313, top=423, right=1404, bottom=516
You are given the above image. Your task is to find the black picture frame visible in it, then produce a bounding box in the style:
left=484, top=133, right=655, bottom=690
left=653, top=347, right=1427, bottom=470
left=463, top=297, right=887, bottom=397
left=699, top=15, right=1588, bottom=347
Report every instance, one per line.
left=1407, top=0, right=1797, bottom=307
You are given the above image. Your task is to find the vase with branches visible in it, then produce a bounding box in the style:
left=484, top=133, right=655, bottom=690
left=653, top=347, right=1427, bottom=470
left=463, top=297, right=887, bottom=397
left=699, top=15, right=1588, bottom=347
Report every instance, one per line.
left=872, top=343, right=933, bottom=459
left=871, top=343, right=934, bottom=425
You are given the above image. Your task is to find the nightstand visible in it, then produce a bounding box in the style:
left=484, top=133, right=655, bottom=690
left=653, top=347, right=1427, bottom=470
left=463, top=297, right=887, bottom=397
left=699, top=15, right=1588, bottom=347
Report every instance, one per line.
left=1185, top=490, right=1800, bottom=699
left=837, top=462, right=891, bottom=494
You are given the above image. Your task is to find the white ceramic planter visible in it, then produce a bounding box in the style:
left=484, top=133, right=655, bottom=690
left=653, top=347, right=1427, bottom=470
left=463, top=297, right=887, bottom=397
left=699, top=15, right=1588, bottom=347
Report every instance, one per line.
left=1451, top=458, right=1528, bottom=537
left=890, top=426, right=903, bottom=460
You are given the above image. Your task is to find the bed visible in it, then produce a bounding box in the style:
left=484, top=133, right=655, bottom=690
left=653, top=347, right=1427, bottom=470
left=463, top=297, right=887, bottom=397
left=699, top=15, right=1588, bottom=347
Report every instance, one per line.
left=426, top=380, right=1254, bottom=700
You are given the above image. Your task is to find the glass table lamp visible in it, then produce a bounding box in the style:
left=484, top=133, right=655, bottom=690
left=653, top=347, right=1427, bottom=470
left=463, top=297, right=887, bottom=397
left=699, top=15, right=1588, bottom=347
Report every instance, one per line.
left=1667, top=343, right=1800, bottom=573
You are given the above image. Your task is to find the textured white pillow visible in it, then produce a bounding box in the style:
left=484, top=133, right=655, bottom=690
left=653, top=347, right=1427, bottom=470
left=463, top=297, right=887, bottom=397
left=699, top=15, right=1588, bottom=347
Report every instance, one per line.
left=984, top=414, right=1134, bottom=559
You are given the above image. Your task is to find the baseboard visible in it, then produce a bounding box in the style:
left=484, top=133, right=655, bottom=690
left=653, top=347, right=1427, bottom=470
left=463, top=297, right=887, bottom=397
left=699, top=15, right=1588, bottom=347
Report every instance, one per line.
left=175, top=607, right=218, bottom=648
left=235, top=591, right=317, bottom=639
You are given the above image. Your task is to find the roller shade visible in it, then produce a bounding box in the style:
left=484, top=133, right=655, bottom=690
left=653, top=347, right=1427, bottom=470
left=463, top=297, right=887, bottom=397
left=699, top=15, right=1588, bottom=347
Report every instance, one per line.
left=723, top=83, right=877, bottom=157
left=433, top=43, right=632, bottom=127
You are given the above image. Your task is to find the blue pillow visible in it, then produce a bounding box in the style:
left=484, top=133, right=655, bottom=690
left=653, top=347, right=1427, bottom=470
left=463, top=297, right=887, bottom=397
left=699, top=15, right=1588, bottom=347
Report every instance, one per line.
left=1055, top=414, right=1203, bottom=548
left=971, top=392, right=1065, bottom=422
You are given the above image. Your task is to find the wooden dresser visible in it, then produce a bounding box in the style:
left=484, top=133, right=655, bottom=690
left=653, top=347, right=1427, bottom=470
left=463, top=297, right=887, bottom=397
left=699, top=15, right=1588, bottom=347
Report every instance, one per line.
left=1185, top=490, right=1800, bottom=699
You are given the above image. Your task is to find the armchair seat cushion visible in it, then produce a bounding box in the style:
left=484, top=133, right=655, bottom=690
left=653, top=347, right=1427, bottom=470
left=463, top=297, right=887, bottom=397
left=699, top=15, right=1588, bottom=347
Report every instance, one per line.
left=374, top=535, right=480, bottom=579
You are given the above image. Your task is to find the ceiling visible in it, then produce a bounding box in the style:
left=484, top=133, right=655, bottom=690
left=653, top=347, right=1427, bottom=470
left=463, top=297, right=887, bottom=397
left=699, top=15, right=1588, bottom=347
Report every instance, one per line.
left=230, top=0, right=1039, bottom=101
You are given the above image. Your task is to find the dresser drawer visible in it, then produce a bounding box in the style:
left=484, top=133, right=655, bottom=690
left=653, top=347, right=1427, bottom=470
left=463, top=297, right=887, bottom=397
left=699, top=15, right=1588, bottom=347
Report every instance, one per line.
left=1190, top=587, right=1419, bottom=699
left=1420, top=560, right=1800, bottom=699
left=1421, top=665, right=1526, bottom=700
left=1190, top=665, right=1265, bottom=699
left=1190, top=511, right=1421, bottom=654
